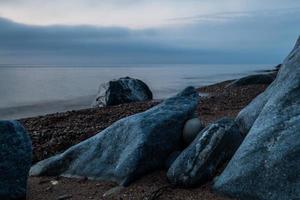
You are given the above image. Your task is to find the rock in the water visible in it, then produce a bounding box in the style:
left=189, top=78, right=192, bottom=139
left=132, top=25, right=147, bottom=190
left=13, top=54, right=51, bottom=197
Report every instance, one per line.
left=30, top=87, right=198, bottom=186
left=182, top=118, right=204, bottom=145
left=92, top=77, right=153, bottom=107
left=213, top=37, right=300, bottom=200
left=227, top=73, right=275, bottom=88
left=167, top=118, right=243, bottom=187
left=0, top=121, right=32, bottom=200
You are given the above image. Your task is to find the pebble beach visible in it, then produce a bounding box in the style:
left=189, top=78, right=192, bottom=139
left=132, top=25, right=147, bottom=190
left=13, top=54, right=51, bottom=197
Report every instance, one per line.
left=20, top=78, right=270, bottom=200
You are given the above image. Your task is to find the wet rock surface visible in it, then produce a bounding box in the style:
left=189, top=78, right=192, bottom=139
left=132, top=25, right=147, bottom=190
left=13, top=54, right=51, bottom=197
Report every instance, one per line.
left=0, top=121, right=32, bottom=200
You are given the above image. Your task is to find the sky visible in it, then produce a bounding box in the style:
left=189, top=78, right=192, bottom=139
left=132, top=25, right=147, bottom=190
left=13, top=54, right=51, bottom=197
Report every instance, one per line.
left=0, top=0, right=300, bottom=65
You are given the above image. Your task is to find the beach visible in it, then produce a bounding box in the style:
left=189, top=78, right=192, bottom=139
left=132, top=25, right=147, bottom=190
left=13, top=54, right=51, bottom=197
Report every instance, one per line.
left=20, top=77, right=270, bottom=200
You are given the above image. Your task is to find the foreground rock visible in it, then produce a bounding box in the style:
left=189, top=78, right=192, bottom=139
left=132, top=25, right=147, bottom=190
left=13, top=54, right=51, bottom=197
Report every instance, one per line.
left=182, top=118, right=205, bottom=145
left=167, top=118, right=243, bottom=187
left=30, top=87, right=198, bottom=186
left=214, top=37, right=300, bottom=200
left=92, top=77, right=153, bottom=107
left=0, top=121, right=32, bottom=200
left=227, top=73, right=275, bottom=88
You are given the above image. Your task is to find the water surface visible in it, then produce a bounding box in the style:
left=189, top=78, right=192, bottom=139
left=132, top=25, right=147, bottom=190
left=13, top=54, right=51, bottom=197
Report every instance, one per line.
left=0, top=64, right=272, bottom=119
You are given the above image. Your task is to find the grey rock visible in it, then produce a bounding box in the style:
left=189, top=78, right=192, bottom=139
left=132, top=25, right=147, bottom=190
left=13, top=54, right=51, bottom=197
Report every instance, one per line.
left=92, top=77, right=153, bottom=107
left=213, top=36, right=300, bottom=200
left=182, top=118, right=205, bottom=145
left=167, top=118, right=243, bottom=187
left=30, top=87, right=198, bottom=186
left=165, top=151, right=181, bottom=169
left=227, top=73, right=275, bottom=88
left=0, top=121, right=32, bottom=200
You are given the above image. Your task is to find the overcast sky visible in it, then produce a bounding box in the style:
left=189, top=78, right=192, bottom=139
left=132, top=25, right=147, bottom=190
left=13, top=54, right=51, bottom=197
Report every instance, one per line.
left=0, top=0, right=299, bottom=65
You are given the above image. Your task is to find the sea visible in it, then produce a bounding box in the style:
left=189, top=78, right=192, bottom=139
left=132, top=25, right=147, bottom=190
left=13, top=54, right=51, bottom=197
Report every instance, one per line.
left=0, top=64, right=273, bottom=119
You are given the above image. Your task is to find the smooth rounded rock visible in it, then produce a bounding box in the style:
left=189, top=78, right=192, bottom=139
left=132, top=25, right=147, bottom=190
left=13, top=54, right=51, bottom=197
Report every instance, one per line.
left=182, top=118, right=204, bottom=145
left=92, top=77, right=153, bottom=107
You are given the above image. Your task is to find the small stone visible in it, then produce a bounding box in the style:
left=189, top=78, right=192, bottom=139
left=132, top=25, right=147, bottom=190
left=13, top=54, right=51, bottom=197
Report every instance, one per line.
left=45, top=186, right=53, bottom=192
left=103, top=186, right=125, bottom=198
left=182, top=118, right=204, bottom=145
left=57, top=194, right=72, bottom=200
left=51, top=180, right=59, bottom=185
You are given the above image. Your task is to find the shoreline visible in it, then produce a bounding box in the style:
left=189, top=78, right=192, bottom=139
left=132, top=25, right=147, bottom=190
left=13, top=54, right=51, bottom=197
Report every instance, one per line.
left=20, top=74, right=273, bottom=200
left=0, top=65, right=274, bottom=120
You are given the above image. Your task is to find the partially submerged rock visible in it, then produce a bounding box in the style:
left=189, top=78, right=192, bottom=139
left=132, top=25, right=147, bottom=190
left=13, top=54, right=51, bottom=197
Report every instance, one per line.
left=227, top=73, right=275, bottom=88
left=92, top=77, right=153, bottom=107
left=182, top=118, right=204, bottom=145
left=30, top=87, right=198, bottom=186
left=0, top=121, right=32, bottom=200
left=167, top=118, right=243, bottom=187
left=214, top=37, right=300, bottom=200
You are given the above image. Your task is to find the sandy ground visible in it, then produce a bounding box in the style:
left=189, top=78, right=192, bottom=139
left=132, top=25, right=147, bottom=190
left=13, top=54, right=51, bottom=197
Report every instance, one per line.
left=20, top=79, right=270, bottom=200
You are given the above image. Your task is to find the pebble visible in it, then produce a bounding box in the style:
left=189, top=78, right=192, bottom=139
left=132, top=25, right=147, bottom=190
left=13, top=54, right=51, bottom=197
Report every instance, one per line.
left=57, top=194, right=72, bottom=200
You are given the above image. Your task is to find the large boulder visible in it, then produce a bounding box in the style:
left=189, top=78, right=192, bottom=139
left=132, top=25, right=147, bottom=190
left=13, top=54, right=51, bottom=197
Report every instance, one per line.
left=30, top=87, right=198, bottom=186
left=227, top=73, right=275, bottom=88
left=213, top=37, right=300, bottom=200
left=167, top=118, right=243, bottom=187
left=0, top=121, right=32, bottom=200
left=92, top=77, right=153, bottom=107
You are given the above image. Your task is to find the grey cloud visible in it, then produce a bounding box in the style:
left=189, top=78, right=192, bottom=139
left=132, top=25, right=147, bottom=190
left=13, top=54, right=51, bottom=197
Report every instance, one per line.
left=0, top=8, right=299, bottom=66
left=169, top=7, right=300, bottom=23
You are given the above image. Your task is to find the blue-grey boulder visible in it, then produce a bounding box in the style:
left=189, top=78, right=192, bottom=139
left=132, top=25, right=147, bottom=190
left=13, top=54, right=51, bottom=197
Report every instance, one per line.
left=167, top=118, right=243, bottom=187
left=213, top=37, right=300, bottom=200
left=30, top=87, right=198, bottom=186
left=92, top=77, right=153, bottom=107
left=0, top=121, right=32, bottom=200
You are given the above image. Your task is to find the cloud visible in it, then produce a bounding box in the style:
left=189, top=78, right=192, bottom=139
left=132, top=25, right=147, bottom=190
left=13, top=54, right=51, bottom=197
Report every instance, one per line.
left=0, top=0, right=299, bottom=65
left=1, top=0, right=298, bottom=28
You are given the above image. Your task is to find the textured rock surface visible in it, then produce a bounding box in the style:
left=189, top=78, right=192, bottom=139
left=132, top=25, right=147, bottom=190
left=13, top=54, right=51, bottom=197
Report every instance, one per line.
left=182, top=118, right=205, bottom=145
left=92, top=77, right=153, bottom=107
left=227, top=73, right=275, bottom=88
left=30, top=87, right=198, bottom=186
left=167, top=118, right=243, bottom=187
left=214, top=37, right=300, bottom=200
left=0, top=121, right=32, bottom=200
left=165, top=151, right=181, bottom=169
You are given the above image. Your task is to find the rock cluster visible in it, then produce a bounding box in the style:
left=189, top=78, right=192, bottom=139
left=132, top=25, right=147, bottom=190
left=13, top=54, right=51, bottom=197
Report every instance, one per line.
left=30, top=87, right=198, bottom=186
left=7, top=37, right=300, bottom=200
left=0, top=121, right=32, bottom=200
left=167, top=118, right=243, bottom=187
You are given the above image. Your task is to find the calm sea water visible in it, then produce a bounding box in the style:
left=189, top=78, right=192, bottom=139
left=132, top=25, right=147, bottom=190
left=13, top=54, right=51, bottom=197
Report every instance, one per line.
left=0, top=64, right=272, bottom=119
